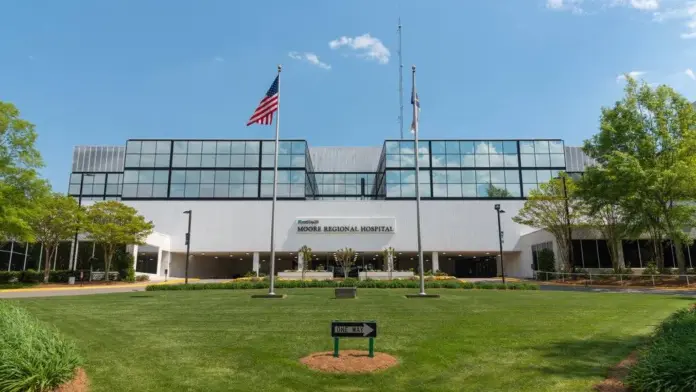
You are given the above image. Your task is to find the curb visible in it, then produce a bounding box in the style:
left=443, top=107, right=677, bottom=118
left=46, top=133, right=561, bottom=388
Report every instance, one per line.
left=532, top=281, right=696, bottom=292
left=0, top=278, right=198, bottom=293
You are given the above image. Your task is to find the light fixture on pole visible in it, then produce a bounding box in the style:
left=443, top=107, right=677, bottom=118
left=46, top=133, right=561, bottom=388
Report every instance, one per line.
left=183, top=210, right=192, bottom=284
left=71, top=173, right=94, bottom=271
left=494, top=204, right=506, bottom=285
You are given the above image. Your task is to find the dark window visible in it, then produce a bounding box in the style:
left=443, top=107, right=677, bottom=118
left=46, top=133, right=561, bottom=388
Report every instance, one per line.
left=25, top=243, right=42, bottom=271
left=55, top=242, right=73, bottom=270
left=638, top=240, right=658, bottom=266
left=663, top=241, right=676, bottom=268
left=571, top=240, right=583, bottom=268
left=581, top=240, right=599, bottom=268
left=597, top=240, right=612, bottom=268
left=622, top=240, right=641, bottom=268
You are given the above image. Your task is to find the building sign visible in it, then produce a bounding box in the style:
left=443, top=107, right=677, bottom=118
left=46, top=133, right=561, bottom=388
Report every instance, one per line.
left=296, top=217, right=396, bottom=234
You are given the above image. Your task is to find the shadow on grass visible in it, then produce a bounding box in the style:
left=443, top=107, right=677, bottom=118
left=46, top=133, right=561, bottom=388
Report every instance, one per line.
left=519, top=334, right=645, bottom=380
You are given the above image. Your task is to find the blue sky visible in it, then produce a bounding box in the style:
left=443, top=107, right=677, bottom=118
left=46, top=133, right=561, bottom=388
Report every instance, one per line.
left=2, top=0, right=696, bottom=191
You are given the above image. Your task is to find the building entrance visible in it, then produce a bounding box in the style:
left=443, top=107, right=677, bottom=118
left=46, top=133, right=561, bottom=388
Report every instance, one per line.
left=454, top=256, right=497, bottom=278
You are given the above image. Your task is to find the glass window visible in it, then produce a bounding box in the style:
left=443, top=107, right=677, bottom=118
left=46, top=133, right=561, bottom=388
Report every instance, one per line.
left=536, top=170, right=552, bottom=184
left=535, top=154, right=551, bottom=167
left=489, top=153, right=504, bottom=167
left=475, top=141, right=489, bottom=154
left=432, top=170, right=447, bottom=183
left=214, top=184, right=228, bottom=198
left=433, top=184, right=447, bottom=197
left=520, top=154, right=535, bottom=167
left=156, top=141, right=171, bottom=154
left=475, top=155, right=489, bottom=167
left=445, top=141, right=460, bottom=154
left=461, top=170, right=475, bottom=183
left=215, top=170, right=229, bottom=184
left=200, top=171, right=215, bottom=183
left=447, top=184, right=461, bottom=197
left=446, top=155, right=460, bottom=167
left=170, top=184, right=185, bottom=197
left=174, top=141, right=188, bottom=153
left=155, top=155, right=170, bottom=167
left=291, top=155, right=305, bottom=168
left=461, top=155, right=475, bottom=167
left=401, top=154, right=414, bottom=168
left=506, top=184, right=521, bottom=197
left=261, top=170, right=274, bottom=184
left=460, top=141, right=475, bottom=154
left=141, top=141, right=157, bottom=154
left=550, top=154, right=566, bottom=167
left=521, top=170, right=537, bottom=183
left=188, top=141, right=202, bottom=154
left=246, top=141, right=260, bottom=154
left=244, top=170, right=258, bottom=184
left=402, top=170, right=416, bottom=183
left=489, top=141, right=503, bottom=154
left=200, top=183, right=214, bottom=197
left=261, top=155, right=274, bottom=168
left=462, top=184, right=476, bottom=197
left=243, top=184, right=258, bottom=198
left=137, top=184, right=153, bottom=198
left=172, top=154, right=186, bottom=167
left=126, top=140, right=142, bottom=154
left=185, top=184, right=199, bottom=198
left=154, top=171, right=168, bottom=183
left=490, top=170, right=505, bottom=184
left=186, top=170, right=201, bottom=183
left=519, top=141, right=534, bottom=154
left=504, top=170, right=520, bottom=183
left=291, top=141, right=305, bottom=154
left=171, top=171, right=186, bottom=183
left=187, top=154, right=202, bottom=168
left=122, top=184, right=137, bottom=198
left=153, top=184, right=168, bottom=197
left=446, top=170, right=461, bottom=184
left=231, top=155, right=245, bottom=167
left=400, top=141, right=414, bottom=154
left=217, top=141, right=231, bottom=154
left=431, top=141, right=446, bottom=154
left=124, top=170, right=139, bottom=183
left=385, top=141, right=400, bottom=154
left=216, top=155, right=231, bottom=168
left=245, top=155, right=260, bottom=167
left=231, top=142, right=245, bottom=154
left=475, top=170, right=490, bottom=183
left=200, top=155, right=215, bottom=167
left=534, top=140, right=550, bottom=154
left=125, top=154, right=140, bottom=167
left=229, top=171, right=244, bottom=183
left=504, top=154, right=518, bottom=167
left=262, top=141, right=275, bottom=154
left=386, top=171, right=400, bottom=184
left=549, top=140, right=564, bottom=154
left=503, top=141, right=518, bottom=154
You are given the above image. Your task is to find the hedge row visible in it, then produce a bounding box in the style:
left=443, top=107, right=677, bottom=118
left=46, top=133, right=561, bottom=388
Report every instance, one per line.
left=0, top=302, right=82, bottom=392
left=146, top=279, right=539, bottom=291
left=627, top=305, right=696, bottom=391
left=0, top=270, right=74, bottom=284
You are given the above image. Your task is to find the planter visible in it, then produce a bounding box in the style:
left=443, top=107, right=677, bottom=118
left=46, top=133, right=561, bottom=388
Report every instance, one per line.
left=335, top=287, right=357, bottom=299
left=359, top=271, right=415, bottom=281
left=277, top=271, right=334, bottom=281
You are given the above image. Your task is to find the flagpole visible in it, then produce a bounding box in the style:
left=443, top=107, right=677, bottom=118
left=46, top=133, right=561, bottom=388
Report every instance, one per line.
left=268, top=64, right=281, bottom=296
left=412, top=65, right=426, bottom=296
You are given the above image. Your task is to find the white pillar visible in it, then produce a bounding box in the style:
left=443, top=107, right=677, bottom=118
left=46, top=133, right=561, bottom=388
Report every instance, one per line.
left=131, top=245, right=139, bottom=272
left=253, top=252, right=260, bottom=277
left=156, top=247, right=163, bottom=276
left=297, top=252, right=304, bottom=272
left=431, top=251, right=439, bottom=273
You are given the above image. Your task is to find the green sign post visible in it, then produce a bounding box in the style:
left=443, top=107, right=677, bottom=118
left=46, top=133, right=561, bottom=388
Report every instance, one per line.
left=331, top=321, right=377, bottom=358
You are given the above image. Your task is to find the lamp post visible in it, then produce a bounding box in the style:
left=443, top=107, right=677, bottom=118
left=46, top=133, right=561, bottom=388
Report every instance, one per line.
left=494, top=204, right=506, bottom=284
left=183, top=210, right=192, bottom=284
left=71, top=173, right=94, bottom=271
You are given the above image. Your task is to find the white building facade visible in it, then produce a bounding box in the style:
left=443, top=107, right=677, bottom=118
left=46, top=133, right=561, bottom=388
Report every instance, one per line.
left=2, top=138, right=613, bottom=279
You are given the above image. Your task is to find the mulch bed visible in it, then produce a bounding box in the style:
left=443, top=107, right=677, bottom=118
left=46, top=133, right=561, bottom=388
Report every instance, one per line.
left=53, top=368, right=89, bottom=392
left=300, top=350, right=398, bottom=373
left=594, top=352, right=638, bottom=392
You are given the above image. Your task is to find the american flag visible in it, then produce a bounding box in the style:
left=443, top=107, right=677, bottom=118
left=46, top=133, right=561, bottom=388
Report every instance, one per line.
left=246, top=76, right=279, bottom=126
left=410, top=88, right=420, bottom=133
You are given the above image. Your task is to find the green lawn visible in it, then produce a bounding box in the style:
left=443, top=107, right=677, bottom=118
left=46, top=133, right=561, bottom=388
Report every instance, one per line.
left=12, top=289, right=691, bottom=392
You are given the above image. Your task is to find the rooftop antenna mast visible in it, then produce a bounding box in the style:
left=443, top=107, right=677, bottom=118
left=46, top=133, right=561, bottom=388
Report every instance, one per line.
left=398, top=17, right=404, bottom=139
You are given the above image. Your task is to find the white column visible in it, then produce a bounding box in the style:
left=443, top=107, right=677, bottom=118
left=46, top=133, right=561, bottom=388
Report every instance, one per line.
left=297, top=252, right=304, bottom=272
left=253, top=252, right=260, bottom=277
left=156, top=247, right=163, bottom=276
left=131, top=245, right=139, bottom=272
left=431, top=251, right=440, bottom=273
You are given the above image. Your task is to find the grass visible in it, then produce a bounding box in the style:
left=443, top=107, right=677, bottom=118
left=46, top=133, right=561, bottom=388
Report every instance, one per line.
left=0, top=282, right=38, bottom=290
left=11, top=289, right=691, bottom=392
left=0, top=302, right=82, bottom=392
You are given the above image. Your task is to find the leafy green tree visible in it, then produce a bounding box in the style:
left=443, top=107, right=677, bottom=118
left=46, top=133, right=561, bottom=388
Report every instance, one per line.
left=334, top=247, right=357, bottom=279
left=298, top=245, right=313, bottom=280
left=583, top=77, right=696, bottom=274
left=27, top=192, right=83, bottom=283
left=486, top=184, right=512, bottom=198
left=513, top=173, right=585, bottom=271
left=85, top=201, right=153, bottom=282
left=0, top=101, right=45, bottom=243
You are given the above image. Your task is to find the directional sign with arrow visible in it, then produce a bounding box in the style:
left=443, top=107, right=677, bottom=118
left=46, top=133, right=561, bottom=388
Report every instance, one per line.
left=331, top=321, right=377, bottom=338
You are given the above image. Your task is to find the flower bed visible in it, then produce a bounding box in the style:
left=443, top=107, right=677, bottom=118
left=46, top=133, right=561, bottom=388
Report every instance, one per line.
left=146, top=279, right=539, bottom=291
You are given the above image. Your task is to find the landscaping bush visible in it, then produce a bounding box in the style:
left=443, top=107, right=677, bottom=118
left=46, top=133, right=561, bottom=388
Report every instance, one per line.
left=48, top=270, right=73, bottom=283
left=21, top=269, right=43, bottom=283
left=626, top=306, right=696, bottom=392
left=642, top=262, right=660, bottom=276
left=0, top=271, right=21, bottom=283
left=135, top=275, right=150, bottom=282
left=124, top=265, right=136, bottom=282
left=0, top=302, right=82, bottom=392
left=146, top=280, right=538, bottom=291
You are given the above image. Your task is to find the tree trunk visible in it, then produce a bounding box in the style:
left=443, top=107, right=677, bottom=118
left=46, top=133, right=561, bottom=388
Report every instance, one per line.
left=104, top=248, right=112, bottom=283
left=42, top=245, right=52, bottom=284
left=673, top=238, right=687, bottom=274
left=343, top=266, right=348, bottom=279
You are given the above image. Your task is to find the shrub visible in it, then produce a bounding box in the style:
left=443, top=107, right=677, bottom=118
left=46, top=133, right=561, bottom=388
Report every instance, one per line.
left=124, top=265, right=136, bottom=282
left=627, top=306, right=696, bottom=392
left=48, top=270, right=73, bottom=283
left=21, top=269, right=43, bottom=283
left=146, top=280, right=538, bottom=291
left=0, top=271, right=21, bottom=283
left=0, top=302, right=82, bottom=392
left=135, top=275, right=150, bottom=282
left=642, top=262, right=660, bottom=276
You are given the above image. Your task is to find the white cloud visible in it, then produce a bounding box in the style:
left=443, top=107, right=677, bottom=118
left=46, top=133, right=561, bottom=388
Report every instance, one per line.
left=328, top=34, right=390, bottom=64
left=686, top=68, right=696, bottom=79
left=617, top=71, right=647, bottom=81
left=546, top=0, right=585, bottom=13
left=653, top=1, right=696, bottom=39
left=626, top=0, right=660, bottom=10
left=287, top=51, right=331, bottom=70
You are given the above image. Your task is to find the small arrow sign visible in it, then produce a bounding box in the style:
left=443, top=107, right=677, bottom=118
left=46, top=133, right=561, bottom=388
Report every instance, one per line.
left=331, top=321, right=377, bottom=338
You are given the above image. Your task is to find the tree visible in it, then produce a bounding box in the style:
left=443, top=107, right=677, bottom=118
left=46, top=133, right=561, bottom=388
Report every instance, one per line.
left=513, top=173, right=585, bottom=271
left=486, top=184, right=512, bottom=198
left=0, top=101, right=44, bottom=243
left=334, top=247, right=357, bottom=279
left=577, top=171, right=632, bottom=272
left=28, top=192, right=83, bottom=283
left=298, top=245, right=313, bottom=280
left=583, top=77, right=696, bottom=274
left=85, top=201, right=153, bottom=282
left=381, top=246, right=395, bottom=280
